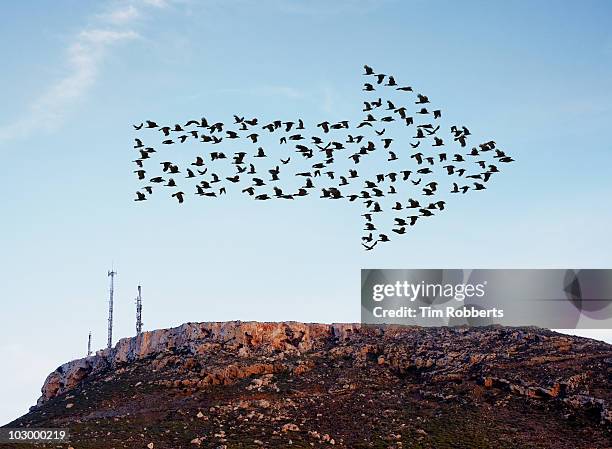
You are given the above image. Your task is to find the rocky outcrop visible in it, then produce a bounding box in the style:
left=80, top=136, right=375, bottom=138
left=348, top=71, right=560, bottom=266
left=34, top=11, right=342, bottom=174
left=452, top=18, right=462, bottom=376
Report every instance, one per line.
left=12, top=323, right=612, bottom=449
left=39, top=321, right=360, bottom=404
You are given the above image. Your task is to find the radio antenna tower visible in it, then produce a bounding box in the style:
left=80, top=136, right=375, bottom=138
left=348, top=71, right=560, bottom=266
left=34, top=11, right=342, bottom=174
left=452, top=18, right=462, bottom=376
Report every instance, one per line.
left=87, top=331, right=92, bottom=356
left=135, top=285, right=143, bottom=335
left=107, top=269, right=117, bottom=349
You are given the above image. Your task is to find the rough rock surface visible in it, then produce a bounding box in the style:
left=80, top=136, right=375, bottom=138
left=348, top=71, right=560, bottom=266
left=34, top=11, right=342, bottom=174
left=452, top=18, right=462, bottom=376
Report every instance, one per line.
left=4, top=322, right=611, bottom=448
left=38, top=322, right=357, bottom=405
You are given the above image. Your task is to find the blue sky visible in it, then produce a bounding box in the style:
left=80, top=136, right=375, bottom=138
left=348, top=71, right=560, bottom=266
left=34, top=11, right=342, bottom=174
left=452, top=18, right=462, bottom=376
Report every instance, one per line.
left=1, top=0, right=611, bottom=423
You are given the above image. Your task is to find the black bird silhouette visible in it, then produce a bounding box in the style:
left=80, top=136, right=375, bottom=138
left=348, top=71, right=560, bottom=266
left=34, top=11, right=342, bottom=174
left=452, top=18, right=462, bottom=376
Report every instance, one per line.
left=411, top=153, right=424, bottom=164
left=172, top=191, right=185, bottom=203
left=420, top=208, right=434, bottom=217
left=191, top=156, right=205, bottom=166
left=317, top=121, right=330, bottom=133
left=362, top=241, right=377, bottom=251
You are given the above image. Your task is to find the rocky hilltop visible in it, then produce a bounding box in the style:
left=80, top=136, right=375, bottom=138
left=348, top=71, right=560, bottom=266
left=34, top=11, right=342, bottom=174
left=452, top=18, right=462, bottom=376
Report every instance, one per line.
left=5, top=322, right=612, bottom=449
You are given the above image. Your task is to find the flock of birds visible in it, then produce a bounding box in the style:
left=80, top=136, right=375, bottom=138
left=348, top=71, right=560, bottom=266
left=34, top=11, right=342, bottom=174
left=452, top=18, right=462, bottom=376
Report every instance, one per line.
left=131, top=65, right=514, bottom=250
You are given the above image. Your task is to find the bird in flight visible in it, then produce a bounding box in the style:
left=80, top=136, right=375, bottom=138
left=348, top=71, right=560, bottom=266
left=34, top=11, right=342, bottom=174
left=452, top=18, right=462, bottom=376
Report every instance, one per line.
left=130, top=65, right=514, bottom=250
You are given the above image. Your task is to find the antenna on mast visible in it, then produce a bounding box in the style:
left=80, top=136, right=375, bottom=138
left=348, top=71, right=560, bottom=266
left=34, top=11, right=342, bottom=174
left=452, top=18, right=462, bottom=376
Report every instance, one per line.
left=107, top=269, right=117, bottom=349
left=87, top=331, right=92, bottom=356
left=135, top=285, right=143, bottom=335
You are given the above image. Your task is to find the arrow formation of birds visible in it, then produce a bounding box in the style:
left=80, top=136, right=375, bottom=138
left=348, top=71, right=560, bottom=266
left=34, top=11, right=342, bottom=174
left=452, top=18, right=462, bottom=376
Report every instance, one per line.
left=131, top=65, right=514, bottom=250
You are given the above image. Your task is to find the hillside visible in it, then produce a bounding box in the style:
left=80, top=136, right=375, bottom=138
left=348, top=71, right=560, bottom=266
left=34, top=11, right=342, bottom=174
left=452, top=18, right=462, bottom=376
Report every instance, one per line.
left=3, top=322, right=611, bottom=448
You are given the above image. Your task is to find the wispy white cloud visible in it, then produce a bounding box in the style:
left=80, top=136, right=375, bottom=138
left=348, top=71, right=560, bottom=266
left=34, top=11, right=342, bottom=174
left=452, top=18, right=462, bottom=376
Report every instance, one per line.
left=0, top=1, right=166, bottom=143
left=103, top=5, right=140, bottom=24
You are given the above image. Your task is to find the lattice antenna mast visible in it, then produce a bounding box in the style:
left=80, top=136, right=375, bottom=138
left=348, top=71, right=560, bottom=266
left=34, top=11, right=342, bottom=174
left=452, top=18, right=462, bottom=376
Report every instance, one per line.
left=87, top=331, right=92, bottom=356
left=135, top=285, right=143, bottom=335
left=107, top=269, right=117, bottom=349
